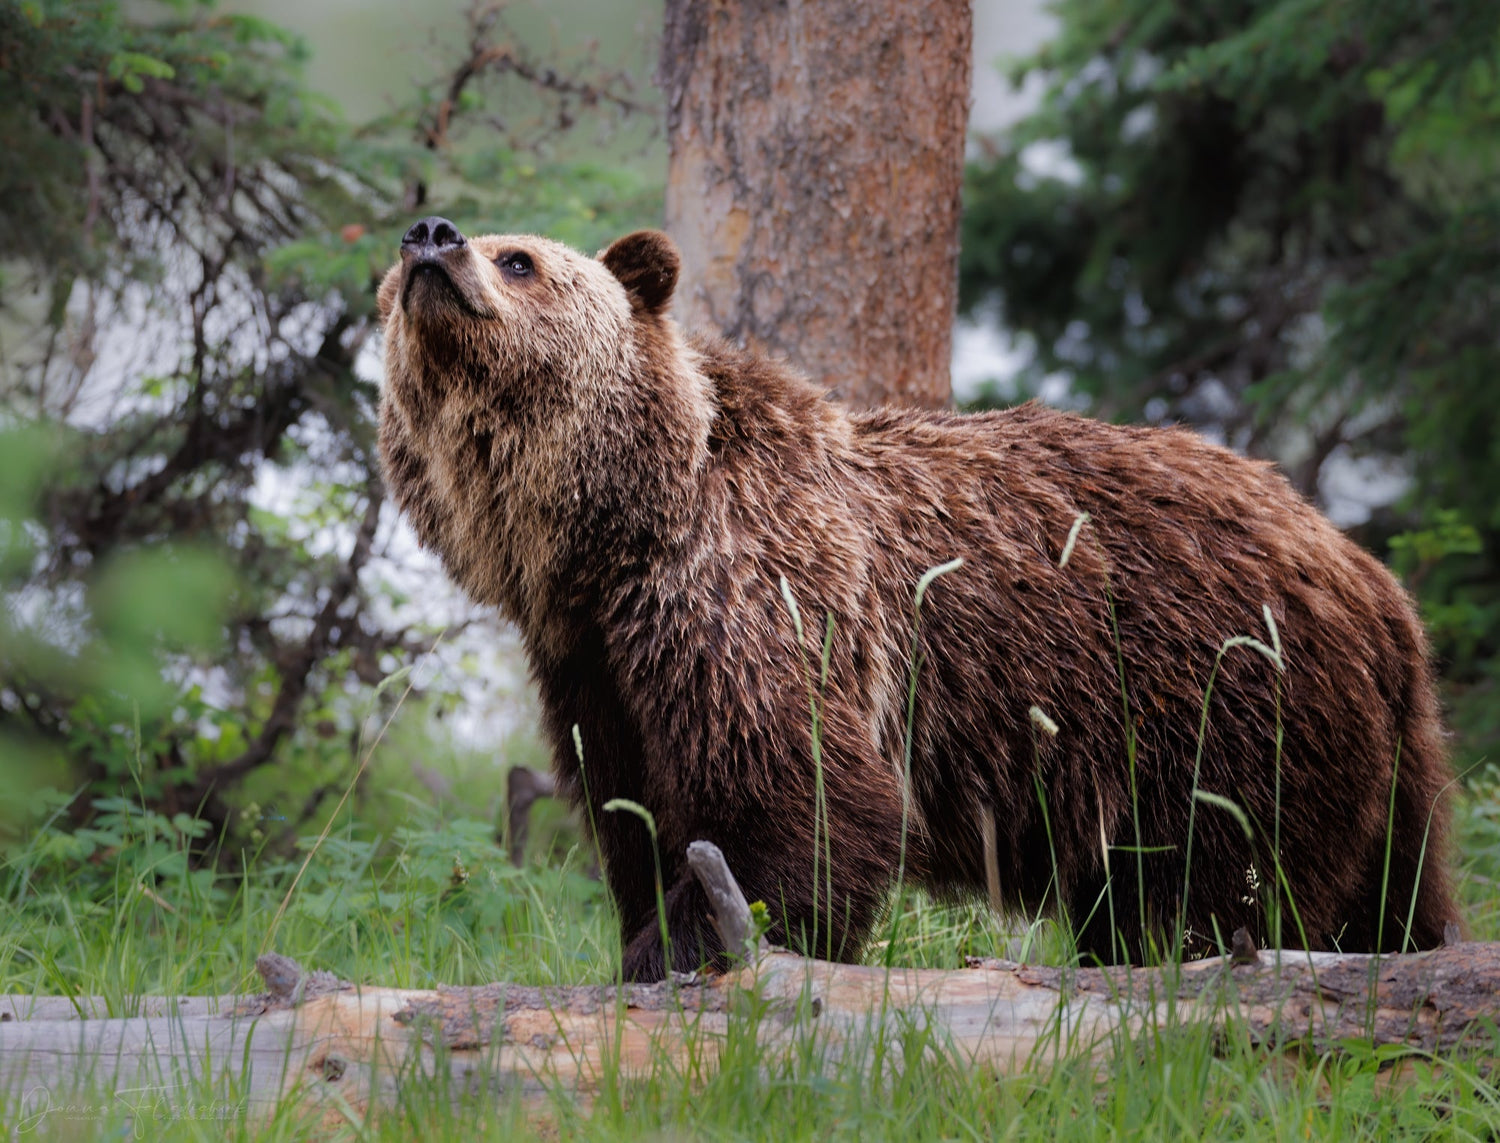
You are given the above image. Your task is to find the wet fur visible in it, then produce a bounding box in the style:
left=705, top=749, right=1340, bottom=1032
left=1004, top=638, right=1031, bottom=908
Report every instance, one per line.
left=378, top=227, right=1458, bottom=979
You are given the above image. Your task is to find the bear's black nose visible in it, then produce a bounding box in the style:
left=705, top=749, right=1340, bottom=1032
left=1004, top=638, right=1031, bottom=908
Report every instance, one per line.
left=401, top=216, right=466, bottom=257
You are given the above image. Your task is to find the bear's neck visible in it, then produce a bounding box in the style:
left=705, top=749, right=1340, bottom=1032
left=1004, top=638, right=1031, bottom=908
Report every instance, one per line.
left=487, top=321, right=715, bottom=657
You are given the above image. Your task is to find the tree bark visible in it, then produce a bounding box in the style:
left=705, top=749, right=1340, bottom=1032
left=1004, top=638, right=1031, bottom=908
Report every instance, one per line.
left=660, top=0, right=972, bottom=409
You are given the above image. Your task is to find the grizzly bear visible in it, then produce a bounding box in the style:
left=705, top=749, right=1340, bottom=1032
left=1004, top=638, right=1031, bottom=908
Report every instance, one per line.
left=377, top=217, right=1458, bottom=980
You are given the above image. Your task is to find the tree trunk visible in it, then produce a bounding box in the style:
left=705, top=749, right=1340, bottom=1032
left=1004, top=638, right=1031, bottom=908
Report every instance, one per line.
left=660, top=0, right=972, bottom=409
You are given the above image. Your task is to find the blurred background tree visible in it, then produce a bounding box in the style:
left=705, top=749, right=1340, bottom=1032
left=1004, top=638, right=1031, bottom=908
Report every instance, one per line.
left=0, top=0, right=656, bottom=853
left=661, top=0, right=971, bottom=409
left=960, top=0, right=1500, bottom=768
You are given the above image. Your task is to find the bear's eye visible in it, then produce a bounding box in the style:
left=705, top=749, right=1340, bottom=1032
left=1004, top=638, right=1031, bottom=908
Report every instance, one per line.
left=498, top=252, right=534, bottom=280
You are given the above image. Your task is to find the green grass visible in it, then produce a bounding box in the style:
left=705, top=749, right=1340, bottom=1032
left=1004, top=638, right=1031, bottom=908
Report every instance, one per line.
left=3, top=774, right=1500, bottom=1140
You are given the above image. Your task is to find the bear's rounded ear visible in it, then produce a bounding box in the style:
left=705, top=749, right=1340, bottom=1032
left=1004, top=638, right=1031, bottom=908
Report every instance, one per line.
left=600, top=230, right=679, bottom=315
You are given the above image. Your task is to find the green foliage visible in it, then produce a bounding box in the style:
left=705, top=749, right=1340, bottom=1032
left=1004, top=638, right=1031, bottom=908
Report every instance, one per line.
left=0, top=794, right=611, bottom=1010
left=961, top=0, right=1500, bottom=764
left=0, top=0, right=661, bottom=846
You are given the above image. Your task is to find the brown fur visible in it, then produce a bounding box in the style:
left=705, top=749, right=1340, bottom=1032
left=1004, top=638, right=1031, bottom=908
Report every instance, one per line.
left=378, top=224, right=1459, bottom=980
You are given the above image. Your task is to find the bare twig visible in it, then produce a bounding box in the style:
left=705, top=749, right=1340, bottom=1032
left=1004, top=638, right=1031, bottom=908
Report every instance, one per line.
left=418, top=1, right=643, bottom=152
left=685, top=840, right=769, bottom=962
left=206, top=488, right=384, bottom=791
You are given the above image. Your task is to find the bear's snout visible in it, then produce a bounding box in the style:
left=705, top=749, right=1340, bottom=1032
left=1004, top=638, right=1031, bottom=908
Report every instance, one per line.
left=397, top=217, right=479, bottom=320
left=401, top=216, right=467, bottom=262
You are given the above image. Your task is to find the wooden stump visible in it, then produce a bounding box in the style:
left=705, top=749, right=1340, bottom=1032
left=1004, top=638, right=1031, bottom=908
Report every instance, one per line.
left=504, top=764, right=557, bottom=867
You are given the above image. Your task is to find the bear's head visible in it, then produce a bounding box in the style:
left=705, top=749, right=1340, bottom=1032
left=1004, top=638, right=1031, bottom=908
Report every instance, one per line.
left=376, top=221, right=710, bottom=625
left=377, top=218, right=682, bottom=410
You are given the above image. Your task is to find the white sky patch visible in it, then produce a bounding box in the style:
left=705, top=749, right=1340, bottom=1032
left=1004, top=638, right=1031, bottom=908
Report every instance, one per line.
left=951, top=316, right=1027, bottom=403
left=969, top=0, right=1057, bottom=136
left=1121, top=103, right=1157, bottom=143
left=1018, top=140, right=1086, bottom=187
left=1319, top=447, right=1412, bottom=528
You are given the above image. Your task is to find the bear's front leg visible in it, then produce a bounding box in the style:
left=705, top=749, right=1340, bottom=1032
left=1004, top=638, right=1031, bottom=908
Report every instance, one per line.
left=618, top=871, right=725, bottom=981
left=617, top=808, right=903, bottom=981
left=616, top=862, right=891, bottom=981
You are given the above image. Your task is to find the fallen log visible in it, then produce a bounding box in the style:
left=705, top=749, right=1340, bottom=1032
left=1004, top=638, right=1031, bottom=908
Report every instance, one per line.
left=3, top=843, right=1498, bottom=1132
